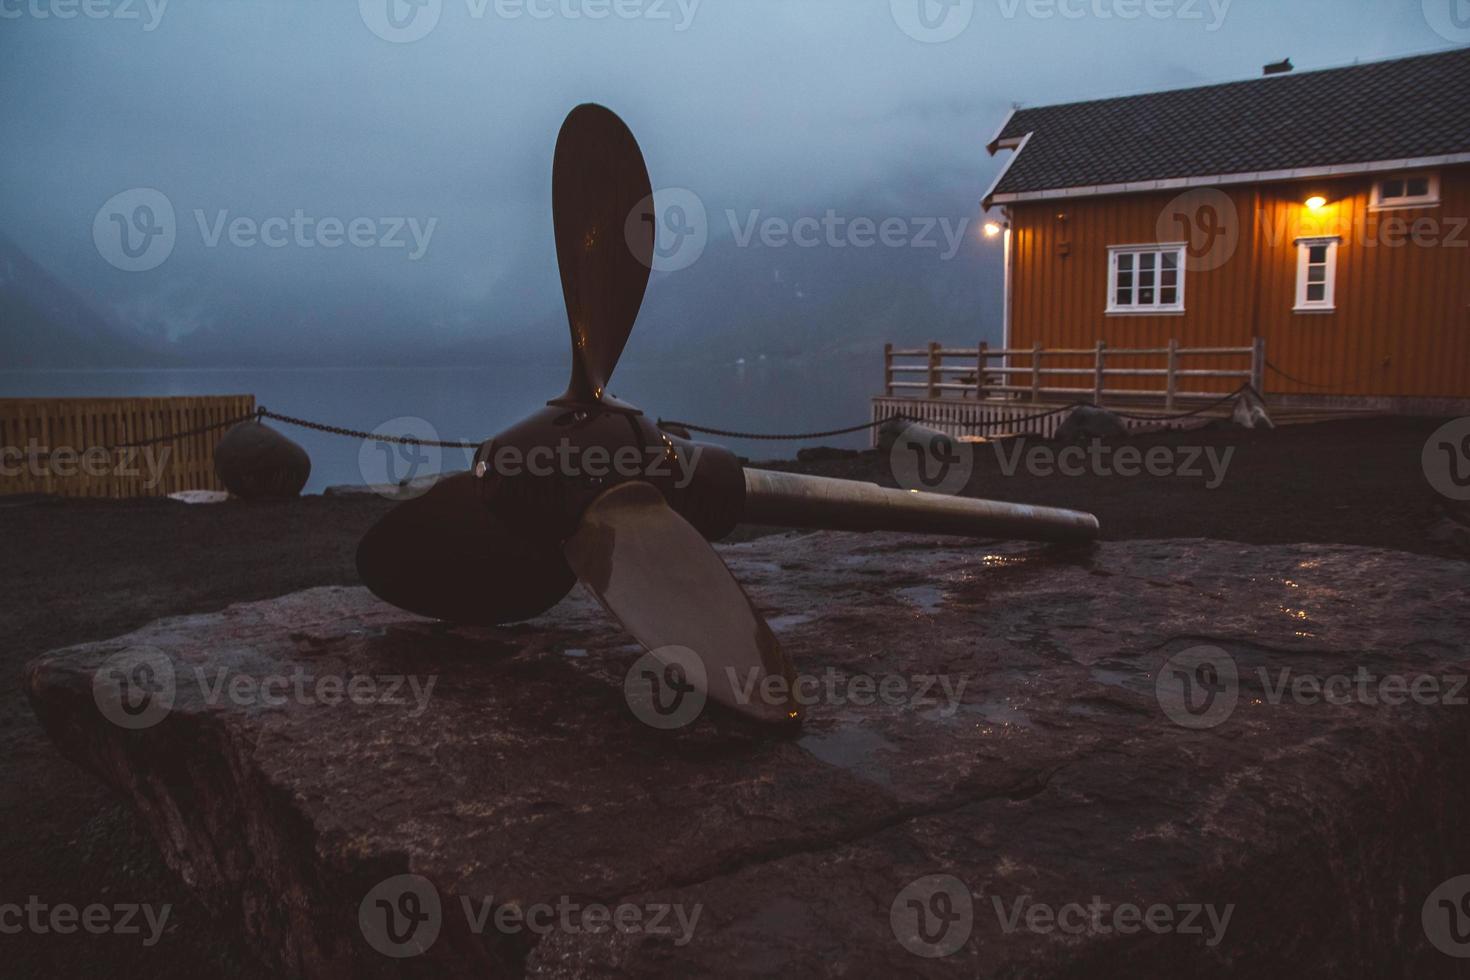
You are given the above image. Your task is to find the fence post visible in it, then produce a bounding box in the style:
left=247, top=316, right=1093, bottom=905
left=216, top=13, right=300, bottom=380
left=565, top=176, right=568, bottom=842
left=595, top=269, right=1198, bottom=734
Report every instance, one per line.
left=1031, top=342, right=1042, bottom=403
left=1250, top=337, right=1266, bottom=394
left=883, top=343, right=894, bottom=397
left=1093, top=341, right=1106, bottom=406
left=927, top=341, right=941, bottom=399
left=976, top=342, right=989, bottom=401
left=1165, top=338, right=1179, bottom=412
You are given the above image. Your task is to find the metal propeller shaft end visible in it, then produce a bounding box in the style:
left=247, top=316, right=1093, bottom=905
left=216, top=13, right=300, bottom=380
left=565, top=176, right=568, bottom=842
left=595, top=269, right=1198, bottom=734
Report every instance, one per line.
left=741, top=469, right=1100, bottom=544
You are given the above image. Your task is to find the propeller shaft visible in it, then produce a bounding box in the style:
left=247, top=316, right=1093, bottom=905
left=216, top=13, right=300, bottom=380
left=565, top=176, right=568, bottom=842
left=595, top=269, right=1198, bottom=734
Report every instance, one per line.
left=741, top=469, right=1099, bottom=544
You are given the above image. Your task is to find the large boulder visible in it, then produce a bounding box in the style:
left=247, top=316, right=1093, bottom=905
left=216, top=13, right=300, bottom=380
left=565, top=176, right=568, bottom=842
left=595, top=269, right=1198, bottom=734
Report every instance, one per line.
left=1054, top=405, right=1128, bottom=444
left=24, top=534, right=1470, bottom=978
left=214, top=420, right=311, bottom=499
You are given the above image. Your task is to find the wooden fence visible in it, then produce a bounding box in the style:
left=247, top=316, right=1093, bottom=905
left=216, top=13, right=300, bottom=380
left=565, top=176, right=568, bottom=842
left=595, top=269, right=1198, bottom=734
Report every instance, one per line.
left=0, top=395, right=256, bottom=499
left=882, top=339, right=1265, bottom=410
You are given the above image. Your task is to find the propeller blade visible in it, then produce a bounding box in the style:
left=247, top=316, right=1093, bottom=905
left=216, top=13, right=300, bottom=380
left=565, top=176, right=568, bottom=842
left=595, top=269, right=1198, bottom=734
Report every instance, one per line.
left=563, top=481, right=801, bottom=726
left=552, top=104, right=655, bottom=404
left=357, top=473, right=576, bottom=626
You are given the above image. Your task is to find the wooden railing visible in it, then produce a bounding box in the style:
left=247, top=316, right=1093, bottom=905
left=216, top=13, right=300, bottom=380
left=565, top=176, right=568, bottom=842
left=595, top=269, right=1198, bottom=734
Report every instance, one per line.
left=0, top=395, right=256, bottom=499
left=882, top=339, right=1265, bottom=409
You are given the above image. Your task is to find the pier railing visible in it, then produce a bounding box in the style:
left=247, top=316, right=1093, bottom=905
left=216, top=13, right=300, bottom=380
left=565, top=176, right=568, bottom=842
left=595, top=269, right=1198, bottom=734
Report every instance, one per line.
left=882, top=339, right=1265, bottom=410
left=0, top=395, right=256, bottom=498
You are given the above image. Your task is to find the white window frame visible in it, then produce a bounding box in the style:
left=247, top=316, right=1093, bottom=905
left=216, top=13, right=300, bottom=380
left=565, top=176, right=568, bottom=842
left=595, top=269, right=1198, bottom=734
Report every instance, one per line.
left=1294, top=236, right=1340, bottom=313
left=1370, top=172, right=1440, bottom=211
left=1106, top=243, right=1186, bottom=315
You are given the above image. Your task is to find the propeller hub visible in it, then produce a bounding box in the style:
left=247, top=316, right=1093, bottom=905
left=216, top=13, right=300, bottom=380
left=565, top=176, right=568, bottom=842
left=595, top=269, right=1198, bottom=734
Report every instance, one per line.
left=474, top=403, right=746, bottom=545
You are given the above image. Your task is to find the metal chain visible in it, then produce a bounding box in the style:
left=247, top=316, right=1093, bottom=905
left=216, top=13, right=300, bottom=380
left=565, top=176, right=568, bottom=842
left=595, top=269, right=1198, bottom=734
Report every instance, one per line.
left=663, top=384, right=1253, bottom=440
left=105, top=385, right=1258, bottom=453
left=259, top=409, right=482, bottom=449
left=657, top=415, right=924, bottom=441
left=109, top=410, right=263, bottom=450
left=1265, top=360, right=1343, bottom=390
left=1109, top=384, right=1253, bottom=421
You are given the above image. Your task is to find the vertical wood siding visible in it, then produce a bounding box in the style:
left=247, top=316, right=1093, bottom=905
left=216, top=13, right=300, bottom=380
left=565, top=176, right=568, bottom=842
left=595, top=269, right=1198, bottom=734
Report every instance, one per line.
left=1008, top=163, right=1470, bottom=399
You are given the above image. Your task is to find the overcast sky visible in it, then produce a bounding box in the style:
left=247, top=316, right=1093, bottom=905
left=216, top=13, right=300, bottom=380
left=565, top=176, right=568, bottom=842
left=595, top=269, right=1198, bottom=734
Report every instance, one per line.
left=0, top=0, right=1460, bottom=362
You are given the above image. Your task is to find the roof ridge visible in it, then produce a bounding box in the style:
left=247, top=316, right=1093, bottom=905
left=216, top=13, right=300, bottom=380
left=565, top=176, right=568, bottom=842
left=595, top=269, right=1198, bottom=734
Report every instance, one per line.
left=1008, top=45, right=1469, bottom=118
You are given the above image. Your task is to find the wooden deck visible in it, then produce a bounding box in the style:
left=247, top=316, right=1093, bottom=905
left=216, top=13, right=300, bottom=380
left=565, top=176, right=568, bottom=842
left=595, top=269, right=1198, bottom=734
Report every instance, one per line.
left=868, top=394, right=1376, bottom=444
left=870, top=340, right=1400, bottom=442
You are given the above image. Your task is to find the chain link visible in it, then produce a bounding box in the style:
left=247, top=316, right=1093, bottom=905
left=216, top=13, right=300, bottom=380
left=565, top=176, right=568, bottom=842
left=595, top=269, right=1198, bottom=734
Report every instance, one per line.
left=105, top=385, right=1258, bottom=454
left=259, top=409, right=482, bottom=449
left=662, top=384, right=1253, bottom=440
left=109, top=411, right=263, bottom=451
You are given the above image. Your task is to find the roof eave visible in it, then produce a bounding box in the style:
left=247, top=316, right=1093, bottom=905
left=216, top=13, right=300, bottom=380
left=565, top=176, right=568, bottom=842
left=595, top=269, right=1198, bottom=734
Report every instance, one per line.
left=984, top=107, right=1020, bottom=156
left=988, top=151, right=1470, bottom=206
left=981, top=131, right=1033, bottom=211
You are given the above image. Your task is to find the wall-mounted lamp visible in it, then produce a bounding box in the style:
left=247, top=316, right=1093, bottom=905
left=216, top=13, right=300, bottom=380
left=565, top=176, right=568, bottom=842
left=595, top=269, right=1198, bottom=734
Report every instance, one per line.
left=983, top=221, right=1004, bottom=238
left=1304, top=195, right=1328, bottom=211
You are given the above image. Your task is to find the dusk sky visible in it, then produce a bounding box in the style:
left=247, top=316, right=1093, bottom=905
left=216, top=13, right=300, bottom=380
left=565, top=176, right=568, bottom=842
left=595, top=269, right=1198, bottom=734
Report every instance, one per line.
left=1, top=0, right=1462, bottom=364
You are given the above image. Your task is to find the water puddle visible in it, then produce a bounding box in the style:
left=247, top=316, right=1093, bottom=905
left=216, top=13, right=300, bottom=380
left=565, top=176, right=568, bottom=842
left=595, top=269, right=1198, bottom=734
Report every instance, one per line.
left=896, top=586, right=946, bottom=613
left=767, top=612, right=817, bottom=631
left=799, top=726, right=898, bottom=788
left=961, top=699, right=1034, bottom=729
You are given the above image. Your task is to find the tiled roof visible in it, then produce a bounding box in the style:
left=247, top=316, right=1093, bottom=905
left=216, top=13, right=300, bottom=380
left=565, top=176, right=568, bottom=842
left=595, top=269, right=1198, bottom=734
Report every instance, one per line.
left=986, top=48, right=1470, bottom=202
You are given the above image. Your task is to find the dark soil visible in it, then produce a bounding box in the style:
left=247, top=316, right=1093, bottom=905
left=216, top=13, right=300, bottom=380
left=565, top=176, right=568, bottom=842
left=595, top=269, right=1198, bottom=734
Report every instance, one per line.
left=1, top=415, right=1464, bottom=978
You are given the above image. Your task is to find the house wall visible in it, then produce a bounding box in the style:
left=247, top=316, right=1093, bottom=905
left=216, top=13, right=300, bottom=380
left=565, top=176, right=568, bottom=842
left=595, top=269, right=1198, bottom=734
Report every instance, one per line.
left=1005, top=163, right=1470, bottom=400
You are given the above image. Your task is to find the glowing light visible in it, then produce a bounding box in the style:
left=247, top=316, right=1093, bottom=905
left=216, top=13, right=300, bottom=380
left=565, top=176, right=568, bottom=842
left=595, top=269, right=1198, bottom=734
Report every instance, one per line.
left=983, top=221, right=1003, bottom=238
left=1304, top=196, right=1327, bottom=211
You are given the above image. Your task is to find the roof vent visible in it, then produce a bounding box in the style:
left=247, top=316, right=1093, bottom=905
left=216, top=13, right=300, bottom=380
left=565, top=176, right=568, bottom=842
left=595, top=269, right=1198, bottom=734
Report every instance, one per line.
left=1263, top=58, right=1293, bottom=76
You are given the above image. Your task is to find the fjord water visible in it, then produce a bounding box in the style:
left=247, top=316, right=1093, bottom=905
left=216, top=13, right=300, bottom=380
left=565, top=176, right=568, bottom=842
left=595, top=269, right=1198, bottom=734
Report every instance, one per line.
left=0, top=354, right=879, bottom=494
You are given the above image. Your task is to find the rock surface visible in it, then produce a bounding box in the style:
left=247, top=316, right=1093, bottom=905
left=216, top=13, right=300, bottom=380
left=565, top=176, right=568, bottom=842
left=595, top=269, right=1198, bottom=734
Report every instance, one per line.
left=214, top=421, right=311, bottom=499
left=25, top=534, right=1470, bottom=978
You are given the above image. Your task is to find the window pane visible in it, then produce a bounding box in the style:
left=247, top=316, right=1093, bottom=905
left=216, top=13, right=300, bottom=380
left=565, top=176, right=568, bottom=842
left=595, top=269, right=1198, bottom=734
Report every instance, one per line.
left=1381, top=179, right=1404, bottom=199
left=1118, top=254, right=1134, bottom=272
left=1139, top=253, right=1156, bottom=272
left=1309, top=245, right=1327, bottom=263
left=1140, top=269, right=1155, bottom=289
left=1117, top=287, right=1131, bottom=307
left=1161, top=287, right=1178, bottom=305
left=1139, top=288, right=1155, bottom=305
left=1307, top=283, right=1325, bottom=303
left=1161, top=269, right=1178, bottom=288
left=1162, top=252, right=1179, bottom=271
left=1407, top=177, right=1430, bottom=197
left=1308, top=265, right=1326, bottom=284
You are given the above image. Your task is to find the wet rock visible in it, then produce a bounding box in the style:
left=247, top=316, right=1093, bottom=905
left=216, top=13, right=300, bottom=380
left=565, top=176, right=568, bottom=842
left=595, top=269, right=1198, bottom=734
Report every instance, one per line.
left=795, top=446, right=862, bottom=463
left=877, top=418, right=953, bottom=455
left=1054, top=405, right=1128, bottom=444
left=323, top=471, right=460, bottom=500
left=25, top=536, right=1470, bottom=978
left=214, top=421, right=311, bottom=499
left=1230, top=388, right=1274, bottom=429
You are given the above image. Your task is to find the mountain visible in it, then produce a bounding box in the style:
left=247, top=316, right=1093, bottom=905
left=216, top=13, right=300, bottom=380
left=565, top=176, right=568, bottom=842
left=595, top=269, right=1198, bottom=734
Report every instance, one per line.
left=0, top=200, right=1002, bottom=371
left=0, top=234, right=173, bottom=369
left=627, top=218, right=1001, bottom=366
left=470, top=213, right=1004, bottom=372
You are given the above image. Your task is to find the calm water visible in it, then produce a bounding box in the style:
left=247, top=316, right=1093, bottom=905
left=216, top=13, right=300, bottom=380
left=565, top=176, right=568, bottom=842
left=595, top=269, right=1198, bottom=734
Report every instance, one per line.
left=0, top=356, right=881, bottom=493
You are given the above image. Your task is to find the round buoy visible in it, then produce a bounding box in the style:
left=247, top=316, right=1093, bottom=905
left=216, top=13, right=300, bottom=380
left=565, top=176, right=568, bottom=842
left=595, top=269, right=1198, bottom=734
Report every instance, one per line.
left=214, top=421, right=311, bottom=499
